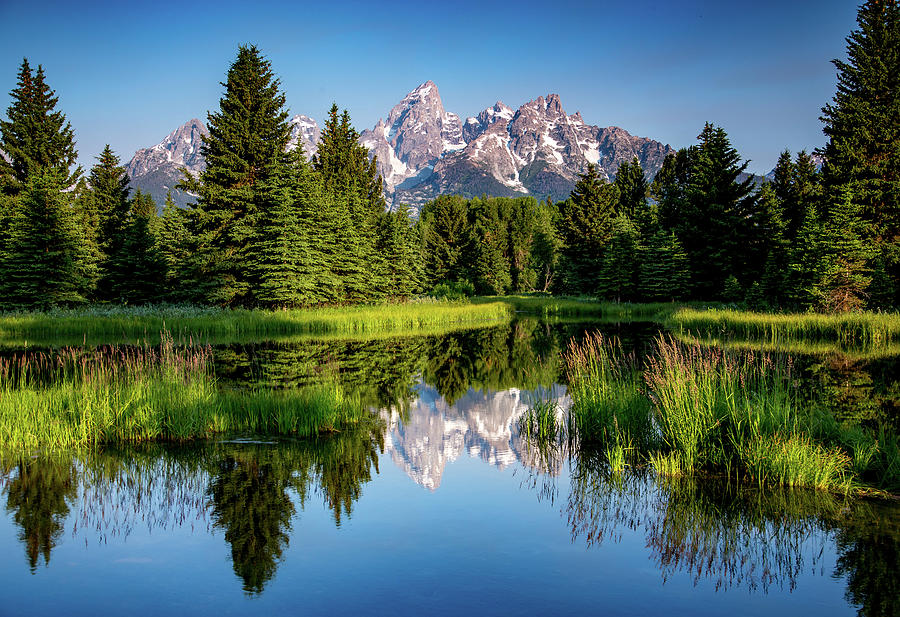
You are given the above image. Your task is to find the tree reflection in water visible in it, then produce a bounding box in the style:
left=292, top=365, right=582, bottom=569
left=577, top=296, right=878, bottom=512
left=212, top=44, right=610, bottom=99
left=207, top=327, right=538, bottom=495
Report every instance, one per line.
left=204, top=424, right=385, bottom=594
left=207, top=448, right=297, bottom=595
left=2, top=457, right=76, bottom=572
left=0, top=420, right=384, bottom=596
left=563, top=450, right=900, bottom=615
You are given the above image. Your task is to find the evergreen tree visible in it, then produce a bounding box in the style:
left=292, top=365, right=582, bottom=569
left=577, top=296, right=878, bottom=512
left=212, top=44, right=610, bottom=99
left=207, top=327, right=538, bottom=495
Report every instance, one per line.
left=0, top=192, right=21, bottom=296
left=786, top=208, right=827, bottom=308
left=113, top=191, right=166, bottom=304
left=821, top=0, right=900, bottom=238
left=820, top=0, right=900, bottom=308
left=638, top=225, right=689, bottom=302
left=313, top=105, right=386, bottom=301
left=0, top=59, right=81, bottom=192
left=652, top=147, right=693, bottom=233
left=181, top=45, right=291, bottom=306
left=156, top=191, right=190, bottom=300
left=376, top=203, right=422, bottom=298
left=757, top=183, right=790, bottom=308
left=469, top=197, right=511, bottom=295
left=614, top=157, right=648, bottom=220
left=557, top=164, right=618, bottom=294
left=419, top=195, right=473, bottom=288
left=530, top=198, right=560, bottom=293
left=818, top=186, right=874, bottom=312
left=653, top=124, right=758, bottom=298
left=596, top=214, right=640, bottom=302
left=2, top=169, right=86, bottom=308
left=88, top=145, right=132, bottom=300
left=252, top=149, right=320, bottom=307
left=507, top=197, right=539, bottom=293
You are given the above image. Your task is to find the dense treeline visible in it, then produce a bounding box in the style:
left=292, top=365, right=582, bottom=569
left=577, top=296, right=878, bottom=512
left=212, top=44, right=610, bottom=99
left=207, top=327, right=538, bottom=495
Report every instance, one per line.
left=1, top=2, right=897, bottom=312
left=422, top=1, right=899, bottom=311
left=0, top=47, right=422, bottom=310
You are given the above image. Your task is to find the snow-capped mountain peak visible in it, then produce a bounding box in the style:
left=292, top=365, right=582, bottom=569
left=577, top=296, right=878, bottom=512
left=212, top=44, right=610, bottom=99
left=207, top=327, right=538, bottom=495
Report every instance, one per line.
left=126, top=81, right=674, bottom=212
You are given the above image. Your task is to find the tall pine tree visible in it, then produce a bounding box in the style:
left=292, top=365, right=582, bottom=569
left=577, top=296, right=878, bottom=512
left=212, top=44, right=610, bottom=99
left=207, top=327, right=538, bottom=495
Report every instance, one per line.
left=2, top=170, right=86, bottom=308
left=181, top=45, right=291, bottom=306
left=88, top=145, right=132, bottom=301
left=557, top=164, right=618, bottom=295
left=0, top=59, right=81, bottom=192
left=820, top=0, right=900, bottom=308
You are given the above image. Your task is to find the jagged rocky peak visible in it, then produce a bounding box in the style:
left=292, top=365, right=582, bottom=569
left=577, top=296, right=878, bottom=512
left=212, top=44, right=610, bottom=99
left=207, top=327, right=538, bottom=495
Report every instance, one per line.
left=360, top=80, right=465, bottom=193
left=287, top=114, right=320, bottom=158
left=126, top=118, right=208, bottom=180
left=126, top=82, right=675, bottom=212
left=396, top=91, right=675, bottom=208
left=463, top=101, right=514, bottom=142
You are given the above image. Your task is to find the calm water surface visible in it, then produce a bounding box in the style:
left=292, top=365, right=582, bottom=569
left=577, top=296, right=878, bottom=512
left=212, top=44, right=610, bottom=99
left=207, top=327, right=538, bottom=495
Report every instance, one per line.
left=1, top=320, right=898, bottom=616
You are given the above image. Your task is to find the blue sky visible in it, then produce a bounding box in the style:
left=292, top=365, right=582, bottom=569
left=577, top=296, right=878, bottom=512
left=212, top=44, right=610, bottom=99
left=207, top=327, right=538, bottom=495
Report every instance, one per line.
left=0, top=0, right=858, bottom=175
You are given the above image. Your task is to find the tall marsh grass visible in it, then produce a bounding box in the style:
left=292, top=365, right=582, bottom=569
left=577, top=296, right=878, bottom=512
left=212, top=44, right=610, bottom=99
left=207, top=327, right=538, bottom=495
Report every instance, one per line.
left=563, top=333, right=654, bottom=451
left=0, top=334, right=374, bottom=455
left=562, top=332, right=898, bottom=494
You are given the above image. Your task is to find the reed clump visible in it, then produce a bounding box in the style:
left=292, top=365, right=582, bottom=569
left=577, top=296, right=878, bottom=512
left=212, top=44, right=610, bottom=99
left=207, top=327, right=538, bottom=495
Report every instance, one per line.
left=0, top=333, right=374, bottom=455
left=563, top=333, right=655, bottom=458
left=563, top=332, right=898, bottom=495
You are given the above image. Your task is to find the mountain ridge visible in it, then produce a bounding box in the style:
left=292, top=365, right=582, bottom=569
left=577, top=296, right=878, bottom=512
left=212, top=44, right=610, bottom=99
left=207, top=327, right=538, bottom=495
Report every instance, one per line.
left=127, top=82, right=675, bottom=210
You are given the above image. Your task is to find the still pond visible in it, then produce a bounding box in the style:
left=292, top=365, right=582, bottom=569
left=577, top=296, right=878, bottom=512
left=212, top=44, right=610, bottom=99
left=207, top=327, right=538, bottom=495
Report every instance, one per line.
left=1, top=319, right=898, bottom=616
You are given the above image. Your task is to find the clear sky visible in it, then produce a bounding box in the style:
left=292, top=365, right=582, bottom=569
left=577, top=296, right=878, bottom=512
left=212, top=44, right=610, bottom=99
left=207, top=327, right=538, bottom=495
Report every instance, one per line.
left=0, top=0, right=859, bottom=175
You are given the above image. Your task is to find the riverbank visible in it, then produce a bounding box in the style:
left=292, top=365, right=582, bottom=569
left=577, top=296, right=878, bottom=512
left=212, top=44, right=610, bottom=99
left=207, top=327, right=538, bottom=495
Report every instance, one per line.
left=0, top=337, right=381, bottom=455
left=0, top=300, right=513, bottom=346
left=669, top=307, right=900, bottom=347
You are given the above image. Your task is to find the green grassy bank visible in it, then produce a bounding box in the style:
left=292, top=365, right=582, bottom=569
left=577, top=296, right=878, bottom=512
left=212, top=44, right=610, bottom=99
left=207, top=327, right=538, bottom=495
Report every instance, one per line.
left=670, top=307, right=900, bottom=348
left=0, top=337, right=377, bottom=455
left=474, top=295, right=683, bottom=321
left=0, top=300, right=513, bottom=346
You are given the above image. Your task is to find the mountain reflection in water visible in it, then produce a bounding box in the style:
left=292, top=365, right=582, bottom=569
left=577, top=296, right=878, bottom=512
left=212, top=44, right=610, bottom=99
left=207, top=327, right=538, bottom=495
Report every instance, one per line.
left=383, top=384, right=569, bottom=490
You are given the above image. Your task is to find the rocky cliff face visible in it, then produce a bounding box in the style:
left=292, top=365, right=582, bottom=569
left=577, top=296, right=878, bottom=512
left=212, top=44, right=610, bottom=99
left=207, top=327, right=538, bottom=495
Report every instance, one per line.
left=394, top=93, right=674, bottom=207
left=287, top=114, right=321, bottom=159
left=358, top=80, right=466, bottom=196
left=126, top=82, right=674, bottom=211
left=125, top=118, right=207, bottom=208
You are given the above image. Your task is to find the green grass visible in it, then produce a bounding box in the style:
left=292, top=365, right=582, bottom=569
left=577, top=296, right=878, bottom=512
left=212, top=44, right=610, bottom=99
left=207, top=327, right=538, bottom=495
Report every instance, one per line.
left=519, top=399, right=565, bottom=443
left=673, top=331, right=900, bottom=362
left=0, top=300, right=513, bottom=346
left=473, top=295, right=688, bottom=321
left=562, top=332, right=898, bottom=495
left=670, top=307, right=900, bottom=348
left=563, top=332, right=655, bottom=451
left=0, top=335, right=376, bottom=455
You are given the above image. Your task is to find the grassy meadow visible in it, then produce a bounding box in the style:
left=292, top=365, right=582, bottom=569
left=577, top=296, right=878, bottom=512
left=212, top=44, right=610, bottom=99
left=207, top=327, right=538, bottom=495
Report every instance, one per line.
left=0, top=299, right=513, bottom=347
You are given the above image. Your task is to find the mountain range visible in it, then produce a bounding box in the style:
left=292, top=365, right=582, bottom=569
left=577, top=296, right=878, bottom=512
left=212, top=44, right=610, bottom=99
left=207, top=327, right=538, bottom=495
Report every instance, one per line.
left=126, top=81, right=675, bottom=210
